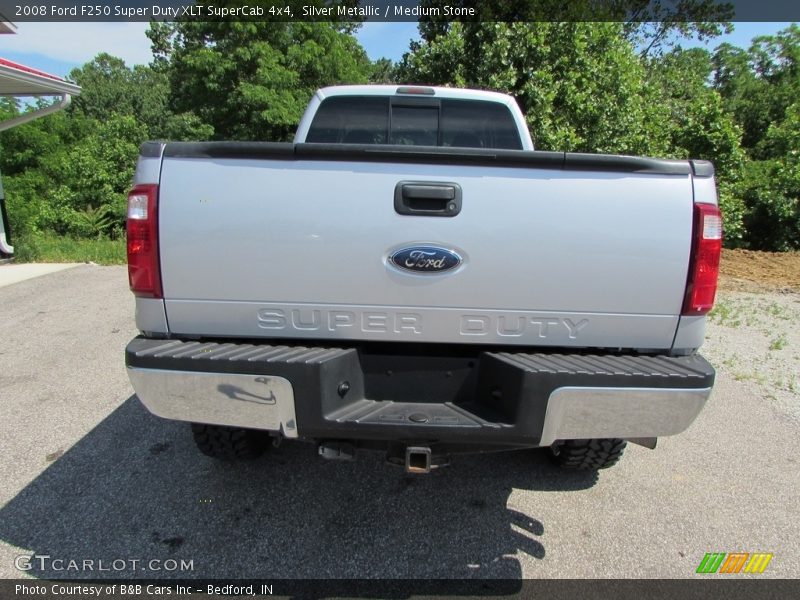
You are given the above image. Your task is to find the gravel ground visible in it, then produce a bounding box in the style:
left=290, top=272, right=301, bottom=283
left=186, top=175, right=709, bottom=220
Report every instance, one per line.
left=0, top=265, right=798, bottom=580
left=704, top=290, right=800, bottom=425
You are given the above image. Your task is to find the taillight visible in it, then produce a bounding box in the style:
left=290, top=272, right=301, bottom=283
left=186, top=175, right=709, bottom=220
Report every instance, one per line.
left=126, top=184, right=162, bottom=298
left=682, top=202, right=722, bottom=315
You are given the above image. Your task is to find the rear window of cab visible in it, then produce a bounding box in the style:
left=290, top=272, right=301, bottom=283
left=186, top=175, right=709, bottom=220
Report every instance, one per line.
left=306, top=96, right=523, bottom=150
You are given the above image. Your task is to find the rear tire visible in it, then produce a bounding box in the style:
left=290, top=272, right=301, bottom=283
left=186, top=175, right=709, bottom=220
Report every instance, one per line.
left=191, top=423, right=270, bottom=460
left=549, top=438, right=626, bottom=470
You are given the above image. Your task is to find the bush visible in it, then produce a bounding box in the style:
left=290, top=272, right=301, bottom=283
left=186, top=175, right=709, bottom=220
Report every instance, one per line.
left=717, top=182, right=746, bottom=247
left=737, top=160, right=800, bottom=251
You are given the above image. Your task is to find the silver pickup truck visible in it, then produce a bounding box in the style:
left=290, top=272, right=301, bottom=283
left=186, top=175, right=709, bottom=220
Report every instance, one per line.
left=125, top=85, right=720, bottom=473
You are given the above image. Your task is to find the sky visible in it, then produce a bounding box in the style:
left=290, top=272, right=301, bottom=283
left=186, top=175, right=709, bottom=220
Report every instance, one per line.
left=0, top=21, right=794, bottom=80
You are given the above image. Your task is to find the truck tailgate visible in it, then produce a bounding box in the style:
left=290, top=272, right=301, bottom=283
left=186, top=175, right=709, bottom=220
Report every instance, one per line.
left=157, top=148, right=693, bottom=349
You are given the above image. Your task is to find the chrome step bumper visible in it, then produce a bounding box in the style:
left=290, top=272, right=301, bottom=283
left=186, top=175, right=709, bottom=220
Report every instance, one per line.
left=126, top=337, right=714, bottom=447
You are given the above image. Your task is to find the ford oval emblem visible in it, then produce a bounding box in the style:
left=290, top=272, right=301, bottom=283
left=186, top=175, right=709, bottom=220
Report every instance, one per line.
left=389, top=246, right=462, bottom=274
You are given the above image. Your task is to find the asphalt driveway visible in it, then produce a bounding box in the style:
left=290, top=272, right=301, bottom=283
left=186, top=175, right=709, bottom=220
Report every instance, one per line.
left=0, top=265, right=798, bottom=579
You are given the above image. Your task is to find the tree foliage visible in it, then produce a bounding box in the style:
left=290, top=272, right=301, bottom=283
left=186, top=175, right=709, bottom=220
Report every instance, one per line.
left=710, top=25, right=800, bottom=249
left=68, top=53, right=211, bottom=141
left=148, top=16, right=372, bottom=141
left=415, top=0, right=733, bottom=57
left=0, top=55, right=201, bottom=240
left=399, top=22, right=671, bottom=155
left=1, top=20, right=799, bottom=251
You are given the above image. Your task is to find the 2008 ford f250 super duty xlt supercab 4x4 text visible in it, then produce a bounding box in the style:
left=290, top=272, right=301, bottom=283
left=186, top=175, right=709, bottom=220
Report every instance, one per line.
left=125, top=85, right=720, bottom=473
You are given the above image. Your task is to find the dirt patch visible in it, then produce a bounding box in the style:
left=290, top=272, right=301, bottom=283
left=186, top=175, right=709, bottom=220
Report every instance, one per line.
left=719, top=249, right=800, bottom=293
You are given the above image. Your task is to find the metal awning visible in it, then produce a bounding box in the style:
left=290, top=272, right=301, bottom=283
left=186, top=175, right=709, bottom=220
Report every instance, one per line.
left=0, top=57, right=82, bottom=96
left=0, top=57, right=82, bottom=136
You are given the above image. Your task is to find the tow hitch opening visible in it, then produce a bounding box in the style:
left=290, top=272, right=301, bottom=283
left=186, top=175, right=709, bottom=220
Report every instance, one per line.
left=405, top=446, right=432, bottom=474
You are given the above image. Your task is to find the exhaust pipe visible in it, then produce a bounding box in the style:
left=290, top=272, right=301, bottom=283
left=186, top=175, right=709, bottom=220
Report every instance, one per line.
left=405, top=446, right=432, bottom=474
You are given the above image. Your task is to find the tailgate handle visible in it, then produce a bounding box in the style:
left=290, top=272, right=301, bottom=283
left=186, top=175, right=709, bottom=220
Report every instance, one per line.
left=395, top=181, right=462, bottom=217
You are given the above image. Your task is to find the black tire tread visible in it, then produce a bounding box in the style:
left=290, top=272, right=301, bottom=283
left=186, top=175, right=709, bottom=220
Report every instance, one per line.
left=191, top=423, right=269, bottom=460
left=550, top=438, right=626, bottom=470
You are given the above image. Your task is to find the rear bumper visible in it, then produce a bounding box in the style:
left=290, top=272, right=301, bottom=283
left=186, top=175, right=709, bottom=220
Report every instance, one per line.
left=125, top=337, right=714, bottom=448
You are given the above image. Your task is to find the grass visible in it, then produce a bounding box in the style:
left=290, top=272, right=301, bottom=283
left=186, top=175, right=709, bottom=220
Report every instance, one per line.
left=10, top=233, right=126, bottom=265
left=774, top=375, right=798, bottom=393
left=709, top=296, right=798, bottom=330
left=765, top=301, right=792, bottom=320
left=732, top=370, right=767, bottom=385
left=708, top=299, right=743, bottom=327
left=769, top=334, right=788, bottom=351
left=721, top=355, right=739, bottom=369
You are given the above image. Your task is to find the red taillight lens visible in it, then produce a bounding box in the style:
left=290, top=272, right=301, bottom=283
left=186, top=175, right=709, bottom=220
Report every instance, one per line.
left=682, top=202, right=722, bottom=315
left=126, top=184, right=161, bottom=298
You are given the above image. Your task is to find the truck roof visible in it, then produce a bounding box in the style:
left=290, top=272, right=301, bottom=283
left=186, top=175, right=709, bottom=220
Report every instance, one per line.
left=315, top=84, right=519, bottom=106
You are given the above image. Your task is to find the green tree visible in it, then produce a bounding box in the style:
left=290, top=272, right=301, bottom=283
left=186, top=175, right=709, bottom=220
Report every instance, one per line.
left=148, top=17, right=372, bottom=141
left=3, top=114, right=146, bottom=238
left=68, top=53, right=211, bottom=141
left=399, top=21, right=670, bottom=155
left=713, top=25, right=800, bottom=155
left=1, top=56, right=173, bottom=240
left=369, top=58, right=397, bottom=84
left=737, top=103, right=800, bottom=250
left=647, top=47, right=746, bottom=243
left=639, top=47, right=742, bottom=178
left=415, top=0, right=733, bottom=57
left=710, top=25, right=800, bottom=249
left=0, top=104, right=90, bottom=176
